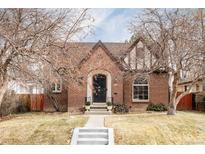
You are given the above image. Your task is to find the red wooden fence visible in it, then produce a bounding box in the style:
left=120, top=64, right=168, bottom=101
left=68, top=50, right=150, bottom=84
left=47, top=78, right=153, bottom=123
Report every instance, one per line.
left=30, top=94, right=44, bottom=111
left=177, top=92, right=193, bottom=110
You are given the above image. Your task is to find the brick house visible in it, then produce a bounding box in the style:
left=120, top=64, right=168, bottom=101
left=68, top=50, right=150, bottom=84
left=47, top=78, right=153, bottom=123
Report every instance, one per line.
left=44, top=38, right=169, bottom=113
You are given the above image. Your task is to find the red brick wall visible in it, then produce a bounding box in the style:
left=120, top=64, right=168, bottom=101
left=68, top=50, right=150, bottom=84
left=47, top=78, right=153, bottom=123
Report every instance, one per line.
left=124, top=73, right=169, bottom=112
left=67, top=82, right=86, bottom=113
left=44, top=84, right=68, bottom=112
left=41, top=43, right=170, bottom=113
left=68, top=46, right=124, bottom=113
left=66, top=45, right=169, bottom=113
left=149, top=73, right=169, bottom=105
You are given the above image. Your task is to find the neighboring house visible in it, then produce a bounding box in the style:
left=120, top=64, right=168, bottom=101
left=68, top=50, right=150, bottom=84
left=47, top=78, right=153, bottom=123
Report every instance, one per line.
left=177, top=78, right=205, bottom=111
left=43, top=38, right=169, bottom=113
left=9, top=81, right=45, bottom=111
left=9, top=81, right=44, bottom=94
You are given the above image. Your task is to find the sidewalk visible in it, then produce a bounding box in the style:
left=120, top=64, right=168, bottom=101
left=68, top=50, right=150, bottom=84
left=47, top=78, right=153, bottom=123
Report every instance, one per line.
left=84, top=115, right=106, bottom=127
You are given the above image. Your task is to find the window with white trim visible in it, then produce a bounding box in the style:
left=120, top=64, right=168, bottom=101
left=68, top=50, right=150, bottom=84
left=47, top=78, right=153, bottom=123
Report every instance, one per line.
left=51, top=79, right=62, bottom=93
left=133, top=78, right=149, bottom=101
left=196, top=84, right=199, bottom=92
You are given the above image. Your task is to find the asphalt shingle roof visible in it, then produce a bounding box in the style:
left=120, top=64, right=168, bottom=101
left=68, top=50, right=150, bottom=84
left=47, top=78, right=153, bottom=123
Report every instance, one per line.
left=64, top=42, right=131, bottom=66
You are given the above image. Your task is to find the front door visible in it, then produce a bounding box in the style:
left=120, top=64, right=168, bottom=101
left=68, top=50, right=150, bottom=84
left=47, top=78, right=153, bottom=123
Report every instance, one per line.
left=93, top=74, right=107, bottom=102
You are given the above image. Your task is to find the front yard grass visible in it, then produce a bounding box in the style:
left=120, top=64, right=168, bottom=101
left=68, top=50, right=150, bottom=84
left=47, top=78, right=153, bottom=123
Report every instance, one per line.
left=0, top=112, right=88, bottom=144
left=105, top=111, right=205, bottom=144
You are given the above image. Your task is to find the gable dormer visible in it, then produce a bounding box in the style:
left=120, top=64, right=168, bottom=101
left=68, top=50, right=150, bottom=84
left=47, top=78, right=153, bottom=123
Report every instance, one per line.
left=123, top=37, right=156, bottom=71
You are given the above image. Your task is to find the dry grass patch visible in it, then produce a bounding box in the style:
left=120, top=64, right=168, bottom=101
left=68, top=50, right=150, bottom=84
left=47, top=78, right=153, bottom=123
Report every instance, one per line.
left=105, top=111, right=205, bottom=144
left=0, top=112, right=88, bottom=144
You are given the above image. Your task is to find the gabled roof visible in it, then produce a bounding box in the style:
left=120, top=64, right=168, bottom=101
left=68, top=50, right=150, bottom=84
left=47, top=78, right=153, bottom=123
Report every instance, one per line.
left=126, top=37, right=145, bottom=53
left=53, top=37, right=158, bottom=70
left=121, top=36, right=160, bottom=59
left=62, top=41, right=130, bottom=66
left=78, top=40, right=126, bottom=71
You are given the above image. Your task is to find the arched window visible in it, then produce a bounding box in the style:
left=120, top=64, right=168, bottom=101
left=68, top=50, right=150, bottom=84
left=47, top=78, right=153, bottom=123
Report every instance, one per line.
left=133, top=78, right=149, bottom=102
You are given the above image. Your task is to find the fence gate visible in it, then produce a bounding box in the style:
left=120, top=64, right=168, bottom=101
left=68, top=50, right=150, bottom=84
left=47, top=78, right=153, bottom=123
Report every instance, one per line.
left=177, top=92, right=193, bottom=110
left=30, top=94, right=44, bottom=111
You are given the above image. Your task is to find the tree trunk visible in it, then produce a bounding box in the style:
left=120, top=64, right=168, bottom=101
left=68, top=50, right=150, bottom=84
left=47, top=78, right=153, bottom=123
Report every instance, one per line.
left=167, top=102, right=177, bottom=115
left=167, top=88, right=177, bottom=115
left=0, top=82, right=8, bottom=107
left=167, top=72, right=178, bottom=115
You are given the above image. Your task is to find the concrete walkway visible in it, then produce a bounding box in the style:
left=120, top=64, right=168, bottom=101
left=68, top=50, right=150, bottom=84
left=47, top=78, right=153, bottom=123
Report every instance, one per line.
left=70, top=115, right=114, bottom=145
left=84, top=115, right=106, bottom=127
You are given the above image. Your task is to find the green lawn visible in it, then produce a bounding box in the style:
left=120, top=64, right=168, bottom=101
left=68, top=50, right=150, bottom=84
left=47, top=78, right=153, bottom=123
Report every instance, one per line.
left=0, top=112, right=88, bottom=145
left=105, top=111, right=205, bottom=145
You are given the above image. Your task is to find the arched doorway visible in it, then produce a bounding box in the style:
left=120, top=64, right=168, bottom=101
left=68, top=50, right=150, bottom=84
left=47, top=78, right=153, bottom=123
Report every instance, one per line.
left=87, top=70, right=112, bottom=103
left=93, top=74, right=107, bottom=102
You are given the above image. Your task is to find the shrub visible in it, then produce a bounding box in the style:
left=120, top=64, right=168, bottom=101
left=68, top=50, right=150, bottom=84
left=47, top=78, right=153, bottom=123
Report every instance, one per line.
left=0, top=91, right=16, bottom=116
left=16, top=101, right=30, bottom=113
left=79, top=107, right=86, bottom=113
left=113, top=103, right=129, bottom=113
left=146, top=103, right=167, bottom=112
left=85, top=101, right=91, bottom=106
left=0, top=91, right=30, bottom=116
left=106, top=102, right=112, bottom=106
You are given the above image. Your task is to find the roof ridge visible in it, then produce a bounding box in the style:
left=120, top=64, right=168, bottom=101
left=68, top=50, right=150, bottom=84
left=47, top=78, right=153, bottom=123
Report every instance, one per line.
left=66, top=42, right=130, bottom=44
left=78, top=41, right=125, bottom=71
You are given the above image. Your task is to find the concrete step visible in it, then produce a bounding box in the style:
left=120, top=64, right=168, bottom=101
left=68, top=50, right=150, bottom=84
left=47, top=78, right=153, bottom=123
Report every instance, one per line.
left=91, top=103, right=107, bottom=108
left=90, top=108, right=108, bottom=112
left=70, top=128, right=114, bottom=145
left=78, top=132, right=108, bottom=139
left=85, top=111, right=111, bottom=115
left=79, top=128, right=108, bottom=133
left=77, top=138, right=108, bottom=145
left=92, top=102, right=106, bottom=104
left=90, top=106, right=107, bottom=109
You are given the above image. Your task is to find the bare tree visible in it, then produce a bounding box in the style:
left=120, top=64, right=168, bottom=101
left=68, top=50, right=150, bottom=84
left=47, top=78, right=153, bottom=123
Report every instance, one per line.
left=0, top=8, right=93, bottom=107
left=129, top=8, right=205, bottom=115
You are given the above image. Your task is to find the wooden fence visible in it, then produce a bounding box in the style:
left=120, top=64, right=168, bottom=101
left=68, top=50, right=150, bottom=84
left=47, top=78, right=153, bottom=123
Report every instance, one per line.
left=177, top=93, right=193, bottom=110
left=30, top=94, right=44, bottom=111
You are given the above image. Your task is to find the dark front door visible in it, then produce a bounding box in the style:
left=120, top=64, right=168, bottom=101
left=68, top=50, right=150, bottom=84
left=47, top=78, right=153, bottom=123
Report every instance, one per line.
left=93, top=74, right=107, bottom=102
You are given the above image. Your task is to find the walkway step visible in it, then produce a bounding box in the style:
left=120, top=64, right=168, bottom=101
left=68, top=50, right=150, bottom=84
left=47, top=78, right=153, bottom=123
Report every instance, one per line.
left=86, top=103, right=112, bottom=115
left=85, top=111, right=111, bottom=115
left=91, top=103, right=107, bottom=107
left=90, top=106, right=107, bottom=109
left=77, top=138, right=108, bottom=145
left=79, top=128, right=108, bottom=133
left=78, top=132, right=108, bottom=138
left=70, top=128, right=114, bottom=145
left=92, top=102, right=106, bottom=105
left=90, top=109, right=108, bottom=111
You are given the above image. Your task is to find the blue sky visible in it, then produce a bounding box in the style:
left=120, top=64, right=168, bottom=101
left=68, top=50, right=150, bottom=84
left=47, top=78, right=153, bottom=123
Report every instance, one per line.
left=84, top=9, right=142, bottom=42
